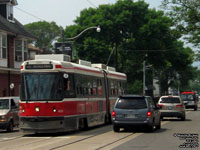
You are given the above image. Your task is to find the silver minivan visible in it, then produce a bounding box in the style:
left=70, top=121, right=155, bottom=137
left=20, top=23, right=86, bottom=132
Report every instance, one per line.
left=112, top=95, right=161, bottom=132
left=0, top=97, right=19, bottom=132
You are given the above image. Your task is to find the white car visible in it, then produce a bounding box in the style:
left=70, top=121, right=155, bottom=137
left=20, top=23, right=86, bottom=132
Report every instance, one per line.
left=0, top=97, right=19, bottom=132
left=158, top=96, right=186, bottom=121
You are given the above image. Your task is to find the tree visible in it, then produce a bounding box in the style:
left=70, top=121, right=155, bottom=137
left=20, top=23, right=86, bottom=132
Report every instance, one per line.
left=64, top=0, right=196, bottom=95
left=25, top=21, right=63, bottom=54
left=161, top=0, right=200, bottom=46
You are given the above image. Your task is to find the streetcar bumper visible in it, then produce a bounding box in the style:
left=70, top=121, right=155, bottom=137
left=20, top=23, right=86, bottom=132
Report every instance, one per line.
left=20, top=116, right=78, bottom=133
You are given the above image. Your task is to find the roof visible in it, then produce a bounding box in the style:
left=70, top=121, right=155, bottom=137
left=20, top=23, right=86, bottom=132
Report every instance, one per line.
left=0, top=14, right=36, bottom=40
left=119, top=95, right=146, bottom=98
left=28, top=44, right=41, bottom=51
left=0, top=0, right=18, bottom=5
left=160, top=95, right=180, bottom=98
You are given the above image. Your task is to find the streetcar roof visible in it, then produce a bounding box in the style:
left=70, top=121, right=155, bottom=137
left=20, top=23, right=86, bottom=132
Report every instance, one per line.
left=21, top=59, right=126, bottom=80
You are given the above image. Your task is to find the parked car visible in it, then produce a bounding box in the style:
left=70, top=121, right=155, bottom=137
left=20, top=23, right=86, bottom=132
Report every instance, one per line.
left=158, top=95, right=186, bottom=121
left=0, top=97, right=19, bottom=132
left=180, top=91, right=198, bottom=111
left=112, top=95, right=161, bottom=132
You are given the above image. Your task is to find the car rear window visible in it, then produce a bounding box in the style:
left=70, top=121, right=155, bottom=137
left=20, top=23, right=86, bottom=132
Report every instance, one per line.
left=115, top=98, right=147, bottom=109
left=160, top=97, right=180, bottom=103
left=180, top=94, right=194, bottom=101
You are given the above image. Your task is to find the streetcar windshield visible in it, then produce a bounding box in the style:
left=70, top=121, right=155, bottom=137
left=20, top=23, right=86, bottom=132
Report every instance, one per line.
left=21, top=73, right=64, bottom=101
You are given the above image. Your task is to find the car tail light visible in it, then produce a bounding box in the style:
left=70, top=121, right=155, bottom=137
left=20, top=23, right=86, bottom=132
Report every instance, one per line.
left=112, top=111, right=116, bottom=117
left=157, top=104, right=163, bottom=108
left=147, top=112, right=151, bottom=117
left=176, top=104, right=184, bottom=108
left=21, top=65, right=24, bottom=70
left=55, top=65, right=62, bottom=68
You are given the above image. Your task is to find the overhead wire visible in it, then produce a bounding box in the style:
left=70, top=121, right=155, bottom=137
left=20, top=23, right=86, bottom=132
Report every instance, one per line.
left=86, top=0, right=98, bottom=8
left=15, top=7, right=45, bottom=21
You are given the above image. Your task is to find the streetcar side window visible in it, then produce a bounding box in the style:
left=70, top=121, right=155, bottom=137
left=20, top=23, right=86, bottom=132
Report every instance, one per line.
left=92, top=79, right=97, bottom=96
left=63, top=74, right=75, bottom=98
left=97, top=79, right=103, bottom=95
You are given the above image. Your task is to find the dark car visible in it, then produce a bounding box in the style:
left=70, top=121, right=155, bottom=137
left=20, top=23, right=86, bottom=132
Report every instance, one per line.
left=112, top=95, right=161, bottom=132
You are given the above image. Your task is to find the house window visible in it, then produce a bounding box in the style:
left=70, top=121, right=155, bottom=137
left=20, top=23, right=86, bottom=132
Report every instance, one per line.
left=2, top=34, right=7, bottom=59
left=0, top=34, right=7, bottom=59
left=15, top=39, right=28, bottom=61
left=24, top=41, right=28, bottom=61
left=15, top=40, right=22, bottom=61
left=7, top=4, right=14, bottom=21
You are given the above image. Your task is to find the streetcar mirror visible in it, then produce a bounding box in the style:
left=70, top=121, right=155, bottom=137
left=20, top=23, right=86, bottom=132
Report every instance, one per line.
left=63, top=73, right=69, bottom=79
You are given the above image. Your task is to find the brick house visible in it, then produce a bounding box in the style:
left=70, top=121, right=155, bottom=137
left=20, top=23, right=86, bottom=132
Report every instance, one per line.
left=0, top=0, right=35, bottom=97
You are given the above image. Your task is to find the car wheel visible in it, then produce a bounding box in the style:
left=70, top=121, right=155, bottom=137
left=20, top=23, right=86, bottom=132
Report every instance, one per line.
left=113, top=125, right=120, bottom=132
left=148, top=123, right=154, bottom=132
left=194, top=106, right=197, bottom=111
left=181, top=115, right=186, bottom=121
left=156, top=120, right=161, bottom=130
left=7, top=121, right=14, bottom=132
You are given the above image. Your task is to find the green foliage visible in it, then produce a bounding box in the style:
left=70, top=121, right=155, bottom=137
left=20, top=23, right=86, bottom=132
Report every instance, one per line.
left=161, top=0, right=200, bottom=47
left=127, top=80, right=143, bottom=94
left=25, top=21, right=63, bottom=53
left=64, top=0, right=196, bottom=95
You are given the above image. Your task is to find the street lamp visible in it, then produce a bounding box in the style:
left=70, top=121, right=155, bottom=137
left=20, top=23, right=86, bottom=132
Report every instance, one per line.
left=58, top=26, right=101, bottom=58
left=65, top=25, right=101, bottom=41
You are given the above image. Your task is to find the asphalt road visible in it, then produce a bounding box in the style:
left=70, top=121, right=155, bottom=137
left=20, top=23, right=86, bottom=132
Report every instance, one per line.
left=112, top=109, right=200, bottom=150
left=0, top=109, right=199, bottom=150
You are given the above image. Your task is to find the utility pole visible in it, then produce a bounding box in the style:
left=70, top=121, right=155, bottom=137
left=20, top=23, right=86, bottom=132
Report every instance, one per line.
left=61, top=29, right=65, bottom=53
left=143, top=60, right=146, bottom=95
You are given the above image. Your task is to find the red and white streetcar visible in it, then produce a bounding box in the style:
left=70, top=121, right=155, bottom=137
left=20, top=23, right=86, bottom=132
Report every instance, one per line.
left=19, top=54, right=126, bottom=133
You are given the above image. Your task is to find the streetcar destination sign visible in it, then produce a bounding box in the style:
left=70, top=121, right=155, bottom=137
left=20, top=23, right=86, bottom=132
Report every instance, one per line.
left=25, top=64, right=53, bottom=69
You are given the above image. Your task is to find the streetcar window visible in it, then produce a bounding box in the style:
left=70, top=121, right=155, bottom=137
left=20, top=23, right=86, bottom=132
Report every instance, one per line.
left=63, top=74, right=75, bottom=98
left=92, top=80, right=97, bottom=95
left=97, top=79, right=103, bottom=95
left=21, top=73, right=63, bottom=101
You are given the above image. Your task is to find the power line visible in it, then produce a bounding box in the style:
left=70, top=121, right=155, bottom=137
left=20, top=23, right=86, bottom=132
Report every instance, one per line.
left=86, top=0, right=98, bottom=8
left=15, top=7, right=45, bottom=21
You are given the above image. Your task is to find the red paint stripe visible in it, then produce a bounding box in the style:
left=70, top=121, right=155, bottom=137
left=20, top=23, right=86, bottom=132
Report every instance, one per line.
left=19, top=100, right=107, bottom=117
left=60, top=66, right=103, bottom=75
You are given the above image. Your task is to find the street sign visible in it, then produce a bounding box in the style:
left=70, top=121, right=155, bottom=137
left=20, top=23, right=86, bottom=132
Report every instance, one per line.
left=55, top=42, right=72, bottom=56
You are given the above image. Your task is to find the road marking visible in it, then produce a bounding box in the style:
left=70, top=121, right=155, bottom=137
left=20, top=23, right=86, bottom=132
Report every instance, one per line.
left=22, top=136, right=71, bottom=139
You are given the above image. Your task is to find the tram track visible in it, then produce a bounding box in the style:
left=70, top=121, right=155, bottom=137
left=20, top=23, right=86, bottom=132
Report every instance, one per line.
left=49, top=129, right=136, bottom=150
left=0, top=125, right=114, bottom=150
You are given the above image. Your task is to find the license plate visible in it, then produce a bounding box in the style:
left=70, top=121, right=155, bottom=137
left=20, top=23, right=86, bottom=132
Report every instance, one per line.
left=168, top=106, right=173, bottom=110
left=124, top=114, right=136, bottom=118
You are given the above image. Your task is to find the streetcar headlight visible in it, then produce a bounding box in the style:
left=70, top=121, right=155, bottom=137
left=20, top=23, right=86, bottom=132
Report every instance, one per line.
left=35, top=107, right=40, bottom=112
left=53, top=108, right=57, bottom=113
left=22, top=109, right=25, bottom=113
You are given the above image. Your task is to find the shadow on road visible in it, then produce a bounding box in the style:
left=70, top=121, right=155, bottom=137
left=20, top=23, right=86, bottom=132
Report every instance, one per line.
left=121, top=127, right=167, bottom=134
left=22, top=124, right=112, bottom=137
left=0, top=129, right=19, bottom=134
left=161, top=118, right=192, bottom=122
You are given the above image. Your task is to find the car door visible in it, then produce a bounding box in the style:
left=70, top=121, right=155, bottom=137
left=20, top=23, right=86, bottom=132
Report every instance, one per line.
left=10, top=99, right=19, bottom=126
left=149, top=97, right=160, bottom=125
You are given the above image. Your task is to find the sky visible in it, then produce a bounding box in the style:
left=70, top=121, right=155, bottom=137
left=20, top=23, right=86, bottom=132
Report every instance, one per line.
left=14, top=0, right=162, bottom=28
